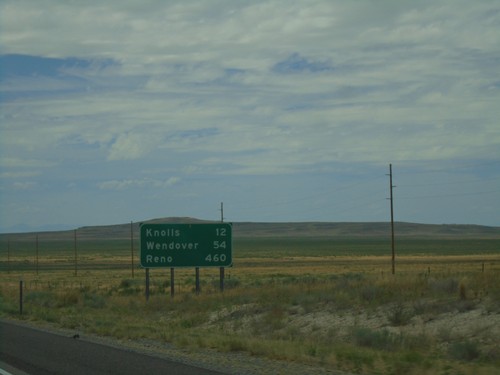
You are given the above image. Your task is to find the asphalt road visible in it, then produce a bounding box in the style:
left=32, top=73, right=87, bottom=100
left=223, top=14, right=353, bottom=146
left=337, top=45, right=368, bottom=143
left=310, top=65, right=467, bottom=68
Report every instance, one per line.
left=0, top=320, right=225, bottom=375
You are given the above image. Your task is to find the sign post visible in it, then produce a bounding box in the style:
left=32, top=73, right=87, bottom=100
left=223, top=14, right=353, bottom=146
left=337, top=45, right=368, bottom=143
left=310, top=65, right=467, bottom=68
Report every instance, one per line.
left=170, top=268, right=175, bottom=298
left=140, top=223, right=232, bottom=268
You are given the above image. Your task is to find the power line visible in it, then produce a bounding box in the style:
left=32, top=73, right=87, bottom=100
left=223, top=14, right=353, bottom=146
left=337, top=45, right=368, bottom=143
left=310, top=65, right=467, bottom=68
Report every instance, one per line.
left=398, top=189, right=500, bottom=200
left=227, top=175, right=385, bottom=215
left=395, top=160, right=499, bottom=175
left=397, top=175, right=500, bottom=188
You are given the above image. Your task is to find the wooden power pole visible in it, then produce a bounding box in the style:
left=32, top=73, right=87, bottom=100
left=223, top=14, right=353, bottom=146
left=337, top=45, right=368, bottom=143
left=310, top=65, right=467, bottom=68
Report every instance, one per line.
left=130, top=221, right=134, bottom=278
left=388, top=164, right=396, bottom=274
left=220, top=202, right=225, bottom=292
left=74, top=229, right=77, bottom=276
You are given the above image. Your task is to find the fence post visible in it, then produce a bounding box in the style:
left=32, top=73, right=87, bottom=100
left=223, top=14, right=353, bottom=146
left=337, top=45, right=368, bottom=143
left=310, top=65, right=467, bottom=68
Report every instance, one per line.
left=220, top=267, right=225, bottom=292
left=195, top=267, right=200, bottom=295
left=145, top=268, right=150, bottom=301
left=170, top=268, right=175, bottom=298
left=19, top=280, right=23, bottom=315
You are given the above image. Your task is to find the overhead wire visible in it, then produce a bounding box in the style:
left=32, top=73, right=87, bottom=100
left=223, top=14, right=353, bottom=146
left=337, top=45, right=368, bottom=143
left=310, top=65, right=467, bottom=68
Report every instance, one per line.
left=223, top=162, right=498, bottom=221
left=226, top=174, right=387, bottom=221
left=398, top=189, right=500, bottom=200
left=396, top=175, right=500, bottom=188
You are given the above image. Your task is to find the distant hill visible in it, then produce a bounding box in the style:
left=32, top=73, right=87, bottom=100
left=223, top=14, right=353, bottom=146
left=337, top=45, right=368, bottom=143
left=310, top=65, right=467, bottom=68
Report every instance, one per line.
left=1, top=217, right=499, bottom=241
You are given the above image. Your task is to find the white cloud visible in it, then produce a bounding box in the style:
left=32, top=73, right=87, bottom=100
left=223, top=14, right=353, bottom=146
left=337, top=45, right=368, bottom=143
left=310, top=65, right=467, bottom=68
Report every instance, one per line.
left=98, top=177, right=180, bottom=190
left=1, top=0, right=499, bottom=229
left=0, top=171, right=41, bottom=179
left=107, top=132, right=161, bottom=161
left=12, top=181, right=37, bottom=190
left=0, top=157, right=56, bottom=169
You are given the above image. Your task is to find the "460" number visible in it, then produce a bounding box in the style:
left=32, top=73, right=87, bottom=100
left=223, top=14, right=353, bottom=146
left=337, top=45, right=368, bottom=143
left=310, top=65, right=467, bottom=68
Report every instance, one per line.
left=205, top=253, right=227, bottom=262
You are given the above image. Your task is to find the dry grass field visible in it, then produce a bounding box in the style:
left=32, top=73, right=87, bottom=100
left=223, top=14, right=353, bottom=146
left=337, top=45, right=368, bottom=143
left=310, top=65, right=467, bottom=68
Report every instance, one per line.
left=1, top=221, right=499, bottom=374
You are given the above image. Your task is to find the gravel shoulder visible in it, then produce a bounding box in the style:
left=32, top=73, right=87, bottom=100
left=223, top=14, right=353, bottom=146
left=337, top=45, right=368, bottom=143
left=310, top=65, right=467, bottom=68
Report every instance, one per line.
left=3, top=297, right=498, bottom=374
left=1, top=318, right=350, bottom=375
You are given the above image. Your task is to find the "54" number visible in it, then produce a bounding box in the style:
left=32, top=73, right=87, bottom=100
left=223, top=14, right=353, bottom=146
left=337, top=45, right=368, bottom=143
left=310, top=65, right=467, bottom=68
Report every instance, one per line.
left=213, top=241, right=226, bottom=249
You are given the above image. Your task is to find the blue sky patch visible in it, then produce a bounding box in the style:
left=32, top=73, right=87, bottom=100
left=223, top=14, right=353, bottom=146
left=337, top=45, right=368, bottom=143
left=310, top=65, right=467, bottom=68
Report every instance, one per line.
left=0, top=1, right=498, bottom=231
left=272, top=53, right=333, bottom=74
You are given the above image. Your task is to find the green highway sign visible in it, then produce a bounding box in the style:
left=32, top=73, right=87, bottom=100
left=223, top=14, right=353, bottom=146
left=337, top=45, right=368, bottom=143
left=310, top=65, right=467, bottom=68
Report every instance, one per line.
left=140, top=223, right=232, bottom=268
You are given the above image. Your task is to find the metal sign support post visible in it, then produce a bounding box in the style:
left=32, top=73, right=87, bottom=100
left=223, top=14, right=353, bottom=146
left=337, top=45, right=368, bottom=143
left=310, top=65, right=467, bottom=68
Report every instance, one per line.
left=170, top=268, right=175, bottom=298
left=220, top=203, right=225, bottom=292
left=145, top=268, right=150, bottom=301
left=195, top=267, right=200, bottom=295
left=220, top=267, right=225, bottom=292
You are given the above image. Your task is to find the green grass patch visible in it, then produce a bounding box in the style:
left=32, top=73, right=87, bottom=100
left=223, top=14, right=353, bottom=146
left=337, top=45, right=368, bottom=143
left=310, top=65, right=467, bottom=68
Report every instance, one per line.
left=1, top=234, right=499, bottom=374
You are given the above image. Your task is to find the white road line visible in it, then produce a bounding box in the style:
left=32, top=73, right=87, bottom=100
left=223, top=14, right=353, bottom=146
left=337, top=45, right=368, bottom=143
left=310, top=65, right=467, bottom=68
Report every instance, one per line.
left=0, top=368, right=13, bottom=375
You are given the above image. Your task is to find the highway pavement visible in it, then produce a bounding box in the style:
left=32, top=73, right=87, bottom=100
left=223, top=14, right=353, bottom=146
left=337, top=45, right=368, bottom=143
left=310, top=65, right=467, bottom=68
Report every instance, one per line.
left=0, top=320, right=225, bottom=375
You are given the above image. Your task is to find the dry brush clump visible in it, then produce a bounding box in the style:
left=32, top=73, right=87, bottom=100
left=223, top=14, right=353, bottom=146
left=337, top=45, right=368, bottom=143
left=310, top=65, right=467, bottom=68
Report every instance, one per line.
left=1, top=257, right=500, bottom=374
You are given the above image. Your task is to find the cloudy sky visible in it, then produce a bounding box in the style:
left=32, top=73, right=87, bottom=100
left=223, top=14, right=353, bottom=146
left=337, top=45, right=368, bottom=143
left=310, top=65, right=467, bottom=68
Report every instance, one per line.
left=1, top=0, right=499, bottom=232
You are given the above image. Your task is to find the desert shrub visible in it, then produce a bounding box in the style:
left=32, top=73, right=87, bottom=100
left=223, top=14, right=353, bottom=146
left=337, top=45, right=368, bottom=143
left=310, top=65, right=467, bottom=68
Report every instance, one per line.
left=0, top=293, right=17, bottom=315
left=352, top=327, right=430, bottom=355
left=329, top=289, right=354, bottom=311
left=210, top=276, right=240, bottom=290
left=335, top=345, right=375, bottom=373
left=405, top=333, right=433, bottom=352
left=83, top=292, right=106, bottom=309
left=119, top=279, right=133, bottom=288
left=179, top=312, right=207, bottom=329
left=483, top=345, right=500, bottom=363
left=289, top=289, right=314, bottom=306
left=335, top=273, right=365, bottom=289
left=413, top=298, right=455, bottom=316
left=221, top=336, right=247, bottom=352
left=360, top=284, right=381, bottom=303
left=412, top=298, right=440, bottom=315
left=352, top=327, right=402, bottom=352
left=386, top=350, right=434, bottom=375
left=56, top=289, right=80, bottom=307
left=455, top=299, right=476, bottom=312
left=60, top=314, right=81, bottom=329
left=37, top=307, right=59, bottom=323
left=224, top=277, right=241, bottom=289
left=448, top=340, right=481, bottom=361
left=428, top=277, right=459, bottom=295
left=161, top=279, right=171, bottom=288
left=485, top=295, right=500, bottom=313
left=387, top=302, right=414, bottom=326
left=459, top=281, right=467, bottom=300
left=251, top=306, right=286, bottom=337
left=24, top=291, right=55, bottom=308
left=117, top=279, right=142, bottom=295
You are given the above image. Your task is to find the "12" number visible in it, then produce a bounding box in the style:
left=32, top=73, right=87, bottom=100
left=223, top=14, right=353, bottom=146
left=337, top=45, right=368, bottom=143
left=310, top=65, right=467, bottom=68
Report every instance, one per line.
left=215, top=228, right=227, bottom=236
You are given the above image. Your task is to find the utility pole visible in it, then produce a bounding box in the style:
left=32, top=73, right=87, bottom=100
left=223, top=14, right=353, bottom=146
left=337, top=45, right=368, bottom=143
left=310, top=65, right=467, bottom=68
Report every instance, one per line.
left=35, top=234, right=39, bottom=275
left=7, top=239, right=10, bottom=273
left=220, top=202, right=225, bottom=292
left=74, top=229, right=77, bottom=276
left=130, top=221, right=134, bottom=278
left=388, top=164, right=396, bottom=274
